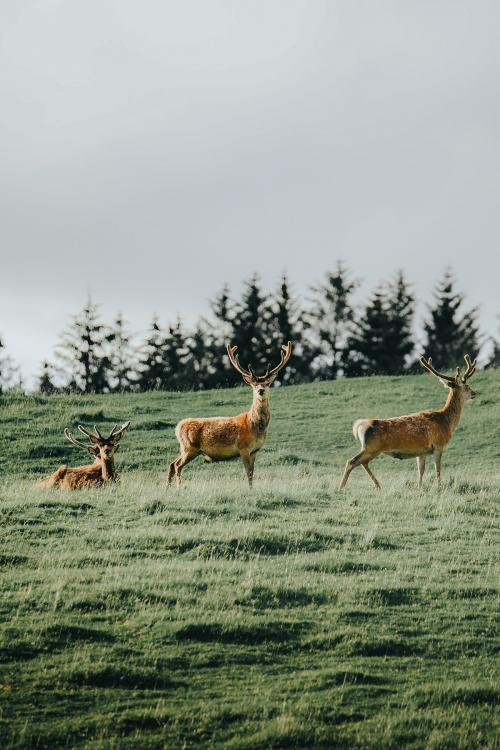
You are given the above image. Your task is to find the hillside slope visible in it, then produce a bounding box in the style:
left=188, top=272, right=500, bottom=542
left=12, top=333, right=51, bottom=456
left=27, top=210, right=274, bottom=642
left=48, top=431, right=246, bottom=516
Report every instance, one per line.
left=0, top=372, right=498, bottom=749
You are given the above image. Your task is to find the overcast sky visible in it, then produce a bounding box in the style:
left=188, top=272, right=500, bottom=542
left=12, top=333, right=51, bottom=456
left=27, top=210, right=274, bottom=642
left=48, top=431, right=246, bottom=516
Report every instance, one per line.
left=1, top=0, right=499, bottom=386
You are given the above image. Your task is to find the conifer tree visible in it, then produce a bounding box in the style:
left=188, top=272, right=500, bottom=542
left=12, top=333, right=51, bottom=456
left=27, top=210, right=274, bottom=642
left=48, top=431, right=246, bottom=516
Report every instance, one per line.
left=344, top=273, right=415, bottom=377
left=486, top=318, right=500, bottom=368
left=38, top=361, right=57, bottom=394
left=266, top=275, right=312, bottom=383
left=136, top=317, right=167, bottom=391
left=54, top=297, right=112, bottom=393
left=308, top=263, right=359, bottom=379
left=422, top=270, right=481, bottom=368
left=229, top=275, right=271, bottom=382
left=0, top=336, right=19, bottom=393
left=161, top=318, right=189, bottom=390
left=204, top=284, right=235, bottom=385
left=108, top=313, right=136, bottom=391
left=185, top=322, right=220, bottom=390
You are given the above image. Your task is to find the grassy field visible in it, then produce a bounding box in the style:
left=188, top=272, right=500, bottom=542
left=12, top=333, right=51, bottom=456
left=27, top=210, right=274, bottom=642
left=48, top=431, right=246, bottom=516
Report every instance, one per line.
left=0, top=371, right=499, bottom=749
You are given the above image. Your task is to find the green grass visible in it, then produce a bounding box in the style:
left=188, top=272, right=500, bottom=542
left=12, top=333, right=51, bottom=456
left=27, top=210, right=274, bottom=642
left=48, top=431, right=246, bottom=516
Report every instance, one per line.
left=0, top=371, right=499, bottom=749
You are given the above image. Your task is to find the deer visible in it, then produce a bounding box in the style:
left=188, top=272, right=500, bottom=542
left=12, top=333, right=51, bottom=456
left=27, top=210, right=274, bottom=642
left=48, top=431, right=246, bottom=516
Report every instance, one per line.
left=38, top=422, right=131, bottom=490
left=339, top=354, right=477, bottom=490
left=168, top=342, right=292, bottom=487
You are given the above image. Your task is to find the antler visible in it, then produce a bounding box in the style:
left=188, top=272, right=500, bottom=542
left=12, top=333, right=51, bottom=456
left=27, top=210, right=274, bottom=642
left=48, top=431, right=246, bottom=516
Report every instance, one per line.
left=462, top=354, right=476, bottom=382
left=227, top=345, right=252, bottom=379
left=64, top=428, right=94, bottom=450
left=419, top=356, right=457, bottom=385
left=267, top=341, right=292, bottom=379
left=107, top=421, right=131, bottom=442
left=77, top=425, right=101, bottom=444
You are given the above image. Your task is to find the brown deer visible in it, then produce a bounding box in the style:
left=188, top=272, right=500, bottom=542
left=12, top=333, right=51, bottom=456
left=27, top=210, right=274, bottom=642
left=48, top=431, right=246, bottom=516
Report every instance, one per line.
left=38, top=422, right=130, bottom=490
left=168, top=342, right=292, bottom=487
left=339, top=355, right=477, bottom=489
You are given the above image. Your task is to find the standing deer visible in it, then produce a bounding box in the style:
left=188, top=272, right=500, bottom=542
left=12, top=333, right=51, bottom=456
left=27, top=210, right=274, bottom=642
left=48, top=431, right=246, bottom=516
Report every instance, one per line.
left=38, top=422, right=130, bottom=490
left=168, top=342, right=292, bottom=487
left=339, top=355, right=477, bottom=489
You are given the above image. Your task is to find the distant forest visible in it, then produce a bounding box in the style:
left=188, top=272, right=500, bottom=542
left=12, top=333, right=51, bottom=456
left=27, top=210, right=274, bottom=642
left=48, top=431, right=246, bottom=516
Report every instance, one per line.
left=1, top=266, right=499, bottom=393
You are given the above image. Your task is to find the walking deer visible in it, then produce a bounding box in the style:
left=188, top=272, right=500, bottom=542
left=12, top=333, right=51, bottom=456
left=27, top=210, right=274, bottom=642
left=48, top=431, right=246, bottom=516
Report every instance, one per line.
left=339, top=354, right=477, bottom=489
left=38, top=422, right=130, bottom=490
left=168, top=342, right=292, bottom=486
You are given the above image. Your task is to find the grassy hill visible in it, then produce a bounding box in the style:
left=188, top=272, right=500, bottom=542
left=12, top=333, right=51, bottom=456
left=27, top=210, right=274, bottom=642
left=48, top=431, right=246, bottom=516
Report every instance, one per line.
left=1, top=371, right=499, bottom=749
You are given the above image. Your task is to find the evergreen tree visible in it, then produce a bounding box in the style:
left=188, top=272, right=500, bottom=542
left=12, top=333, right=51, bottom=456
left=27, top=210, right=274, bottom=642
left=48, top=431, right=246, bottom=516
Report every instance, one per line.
left=422, top=270, right=481, bottom=368
left=203, top=284, right=236, bottom=385
left=344, top=286, right=392, bottom=377
left=185, top=322, right=221, bottom=390
left=344, top=273, right=415, bottom=377
left=161, top=318, right=190, bottom=390
left=308, top=263, right=359, bottom=379
left=384, top=271, right=415, bottom=373
left=108, top=313, right=136, bottom=391
left=0, top=336, right=19, bottom=393
left=38, top=361, right=57, bottom=394
left=230, top=275, right=272, bottom=383
left=266, top=275, right=313, bottom=383
left=136, top=317, right=167, bottom=391
left=486, top=318, right=500, bottom=368
left=54, top=296, right=112, bottom=393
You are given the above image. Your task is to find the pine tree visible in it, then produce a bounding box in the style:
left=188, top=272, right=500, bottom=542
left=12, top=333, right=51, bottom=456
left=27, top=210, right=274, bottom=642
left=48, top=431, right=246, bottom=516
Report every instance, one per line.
left=161, top=318, right=189, bottom=390
left=54, top=296, right=112, bottom=393
left=344, top=286, right=392, bottom=377
left=202, top=284, right=236, bottom=385
left=108, top=313, right=136, bottom=391
left=0, top=336, right=19, bottom=393
left=266, top=275, right=313, bottom=383
left=136, top=317, right=166, bottom=391
left=422, top=270, right=481, bottom=368
left=308, top=263, right=359, bottom=379
left=185, top=322, right=221, bottom=390
left=344, top=274, right=415, bottom=377
left=486, top=318, right=500, bottom=368
left=38, top=361, right=57, bottom=394
left=383, top=271, right=415, bottom=374
left=230, top=275, right=271, bottom=382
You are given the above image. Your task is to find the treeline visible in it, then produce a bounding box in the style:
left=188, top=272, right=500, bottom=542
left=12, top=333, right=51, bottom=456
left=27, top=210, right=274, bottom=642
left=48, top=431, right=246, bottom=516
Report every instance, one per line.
left=1, top=266, right=499, bottom=394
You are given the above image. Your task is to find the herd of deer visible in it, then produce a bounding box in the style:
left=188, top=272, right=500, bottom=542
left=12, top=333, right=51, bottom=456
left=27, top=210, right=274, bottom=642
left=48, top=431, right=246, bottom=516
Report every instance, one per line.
left=38, top=344, right=477, bottom=492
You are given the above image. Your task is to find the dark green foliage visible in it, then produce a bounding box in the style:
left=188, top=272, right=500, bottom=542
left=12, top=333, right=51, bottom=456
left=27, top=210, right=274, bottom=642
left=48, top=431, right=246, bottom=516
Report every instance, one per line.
left=135, top=317, right=166, bottom=391
left=0, top=335, right=19, bottom=392
left=308, top=263, right=359, bottom=379
left=37, top=361, right=58, bottom=394
left=266, top=275, right=314, bottom=384
left=422, top=269, right=481, bottom=368
left=54, top=296, right=112, bottom=393
left=345, top=272, right=415, bottom=376
left=108, top=313, right=136, bottom=392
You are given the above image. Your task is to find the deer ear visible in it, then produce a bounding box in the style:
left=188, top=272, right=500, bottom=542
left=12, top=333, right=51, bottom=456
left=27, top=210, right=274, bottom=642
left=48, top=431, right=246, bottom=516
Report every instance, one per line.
left=87, top=446, right=99, bottom=456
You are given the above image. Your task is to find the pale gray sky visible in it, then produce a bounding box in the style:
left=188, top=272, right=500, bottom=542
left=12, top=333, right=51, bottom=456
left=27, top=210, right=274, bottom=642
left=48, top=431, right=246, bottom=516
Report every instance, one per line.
left=1, top=0, right=499, bottom=386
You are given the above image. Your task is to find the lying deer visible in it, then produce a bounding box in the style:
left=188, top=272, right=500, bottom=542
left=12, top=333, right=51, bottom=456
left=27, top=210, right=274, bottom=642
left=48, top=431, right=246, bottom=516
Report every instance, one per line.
left=168, top=342, right=292, bottom=487
left=340, top=354, right=477, bottom=489
left=38, top=422, right=130, bottom=490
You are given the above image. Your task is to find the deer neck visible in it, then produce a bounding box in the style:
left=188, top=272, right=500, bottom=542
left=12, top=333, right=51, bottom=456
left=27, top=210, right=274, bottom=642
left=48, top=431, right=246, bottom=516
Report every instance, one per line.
left=440, top=388, right=465, bottom=431
left=249, top=392, right=271, bottom=433
left=100, top=458, right=116, bottom=482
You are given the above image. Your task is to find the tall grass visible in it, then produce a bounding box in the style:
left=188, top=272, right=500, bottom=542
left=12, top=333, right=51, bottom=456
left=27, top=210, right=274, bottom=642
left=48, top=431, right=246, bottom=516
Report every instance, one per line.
left=0, top=371, right=498, bottom=748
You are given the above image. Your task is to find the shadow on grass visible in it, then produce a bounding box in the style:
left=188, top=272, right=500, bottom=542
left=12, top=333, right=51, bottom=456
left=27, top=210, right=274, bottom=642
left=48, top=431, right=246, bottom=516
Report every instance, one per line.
left=234, top=585, right=328, bottom=610
left=65, top=666, right=185, bottom=690
left=175, top=620, right=309, bottom=645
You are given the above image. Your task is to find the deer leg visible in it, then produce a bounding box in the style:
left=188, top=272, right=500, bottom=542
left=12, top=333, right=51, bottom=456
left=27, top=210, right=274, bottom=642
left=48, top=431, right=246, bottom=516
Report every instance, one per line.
left=361, top=462, right=381, bottom=489
left=417, top=456, right=426, bottom=487
left=240, top=450, right=254, bottom=487
left=167, top=457, right=180, bottom=486
left=433, top=449, right=443, bottom=487
left=174, top=449, right=199, bottom=487
left=340, top=450, right=373, bottom=489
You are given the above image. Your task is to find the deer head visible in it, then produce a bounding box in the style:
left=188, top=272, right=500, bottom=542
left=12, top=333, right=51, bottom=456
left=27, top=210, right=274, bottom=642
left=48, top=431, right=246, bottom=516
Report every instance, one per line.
left=64, top=422, right=131, bottom=462
left=419, top=354, right=477, bottom=400
left=227, top=342, right=292, bottom=397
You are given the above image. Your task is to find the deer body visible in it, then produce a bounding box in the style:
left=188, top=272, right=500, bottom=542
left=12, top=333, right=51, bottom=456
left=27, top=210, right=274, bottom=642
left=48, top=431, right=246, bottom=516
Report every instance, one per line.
left=340, top=355, right=477, bottom=489
left=38, top=422, right=130, bottom=490
left=168, top=343, right=290, bottom=486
